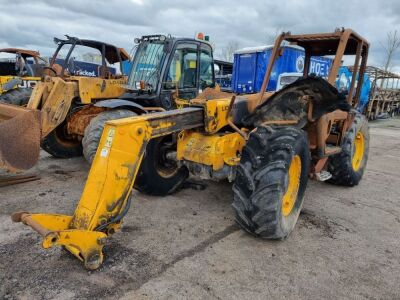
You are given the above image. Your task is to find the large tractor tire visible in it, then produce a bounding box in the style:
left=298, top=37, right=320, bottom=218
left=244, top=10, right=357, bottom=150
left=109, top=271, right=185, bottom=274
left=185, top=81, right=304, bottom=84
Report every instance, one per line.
left=232, top=126, right=310, bottom=239
left=41, top=123, right=83, bottom=158
left=82, top=109, right=136, bottom=163
left=327, top=113, right=369, bottom=186
left=0, top=88, right=32, bottom=106
left=134, top=135, right=189, bottom=196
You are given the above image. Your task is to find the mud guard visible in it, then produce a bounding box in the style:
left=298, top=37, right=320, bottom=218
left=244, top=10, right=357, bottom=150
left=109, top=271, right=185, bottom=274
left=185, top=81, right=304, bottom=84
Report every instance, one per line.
left=94, top=99, right=148, bottom=114
left=243, top=77, right=352, bottom=127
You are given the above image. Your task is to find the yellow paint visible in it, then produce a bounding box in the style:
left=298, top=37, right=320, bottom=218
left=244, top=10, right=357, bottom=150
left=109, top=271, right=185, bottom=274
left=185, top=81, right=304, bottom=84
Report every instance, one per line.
left=200, top=98, right=234, bottom=133
left=0, top=75, right=41, bottom=94
left=18, top=75, right=127, bottom=138
left=30, top=214, right=73, bottom=231
left=175, top=98, right=190, bottom=108
left=75, top=76, right=127, bottom=104
left=282, top=155, right=301, bottom=217
left=177, top=131, right=245, bottom=170
left=176, top=60, right=181, bottom=82
left=189, top=60, right=196, bottom=68
left=352, top=131, right=365, bottom=171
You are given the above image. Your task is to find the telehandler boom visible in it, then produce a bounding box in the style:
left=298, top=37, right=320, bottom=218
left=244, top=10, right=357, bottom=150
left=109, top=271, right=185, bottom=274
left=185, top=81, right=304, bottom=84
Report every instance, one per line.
left=13, top=28, right=370, bottom=270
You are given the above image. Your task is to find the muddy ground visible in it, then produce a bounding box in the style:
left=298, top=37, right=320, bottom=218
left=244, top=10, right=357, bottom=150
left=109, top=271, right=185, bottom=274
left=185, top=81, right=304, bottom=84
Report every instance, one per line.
left=1, top=118, right=399, bottom=300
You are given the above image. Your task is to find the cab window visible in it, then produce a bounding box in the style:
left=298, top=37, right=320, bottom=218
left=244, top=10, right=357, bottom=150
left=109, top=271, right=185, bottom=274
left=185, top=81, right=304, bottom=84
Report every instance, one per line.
left=199, top=50, right=214, bottom=89
left=165, top=47, right=198, bottom=89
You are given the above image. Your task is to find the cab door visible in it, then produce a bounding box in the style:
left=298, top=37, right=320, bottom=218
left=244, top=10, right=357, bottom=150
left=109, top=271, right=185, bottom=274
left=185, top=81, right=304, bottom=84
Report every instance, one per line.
left=161, top=42, right=200, bottom=102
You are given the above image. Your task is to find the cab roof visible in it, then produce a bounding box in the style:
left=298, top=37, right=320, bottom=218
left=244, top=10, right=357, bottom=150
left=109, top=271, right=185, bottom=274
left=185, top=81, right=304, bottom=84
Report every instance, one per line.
left=0, top=48, right=41, bottom=58
left=283, top=29, right=369, bottom=56
left=54, top=36, right=130, bottom=63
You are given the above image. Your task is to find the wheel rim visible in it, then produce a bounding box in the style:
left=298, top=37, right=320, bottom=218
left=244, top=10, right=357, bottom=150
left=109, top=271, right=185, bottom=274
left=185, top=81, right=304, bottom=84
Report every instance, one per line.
left=282, top=155, right=302, bottom=217
left=352, top=131, right=365, bottom=171
left=155, top=136, right=179, bottom=178
left=54, top=123, right=80, bottom=148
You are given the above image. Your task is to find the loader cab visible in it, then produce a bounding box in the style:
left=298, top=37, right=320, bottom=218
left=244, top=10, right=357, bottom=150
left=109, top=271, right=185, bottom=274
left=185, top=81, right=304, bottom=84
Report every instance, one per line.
left=49, top=36, right=129, bottom=79
left=125, top=34, right=215, bottom=109
left=0, top=48, right=46, bottom=77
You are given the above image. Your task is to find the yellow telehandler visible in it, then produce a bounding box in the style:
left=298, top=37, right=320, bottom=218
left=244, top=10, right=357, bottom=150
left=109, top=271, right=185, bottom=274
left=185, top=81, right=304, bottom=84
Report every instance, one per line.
left=13, top=28, right=370, bottom=270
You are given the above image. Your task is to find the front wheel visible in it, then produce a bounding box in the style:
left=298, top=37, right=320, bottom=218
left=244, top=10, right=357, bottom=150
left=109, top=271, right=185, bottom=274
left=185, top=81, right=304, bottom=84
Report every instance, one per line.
left=134, top=135, right=189, bottom=196
left=232, top=126, right=310, bottom=239
left=41, top=123, right=82, bottom=158
left=0, top=88, right=32, bottom=106
left=327, top=113, right=369, bottom=186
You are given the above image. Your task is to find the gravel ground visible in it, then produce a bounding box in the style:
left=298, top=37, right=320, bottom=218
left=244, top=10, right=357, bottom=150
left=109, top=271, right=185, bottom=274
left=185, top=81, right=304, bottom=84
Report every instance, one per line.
left=0, top=117, right=399, bottom=300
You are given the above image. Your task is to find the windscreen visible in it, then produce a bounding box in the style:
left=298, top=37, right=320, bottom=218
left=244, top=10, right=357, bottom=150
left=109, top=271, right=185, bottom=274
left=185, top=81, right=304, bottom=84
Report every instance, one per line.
left=127, top=41, right=165, bottom=91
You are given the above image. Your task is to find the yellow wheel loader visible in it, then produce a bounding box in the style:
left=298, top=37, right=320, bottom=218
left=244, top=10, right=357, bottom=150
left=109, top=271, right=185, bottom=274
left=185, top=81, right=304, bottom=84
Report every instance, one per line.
left=0, top=36, right=130, bottom=171
left=13, top=29, right=370, bottom=270
left=0, top=48, right=47, bottom=105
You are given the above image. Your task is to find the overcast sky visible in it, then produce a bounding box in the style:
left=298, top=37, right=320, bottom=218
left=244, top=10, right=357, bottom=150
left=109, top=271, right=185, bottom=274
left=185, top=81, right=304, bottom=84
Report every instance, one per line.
left=1, top=0, right=399, bottom=72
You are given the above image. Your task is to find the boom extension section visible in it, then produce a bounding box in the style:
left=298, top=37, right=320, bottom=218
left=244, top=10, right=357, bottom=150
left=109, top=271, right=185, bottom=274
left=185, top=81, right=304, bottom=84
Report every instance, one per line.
left=12, top=107, right=204, bottom=269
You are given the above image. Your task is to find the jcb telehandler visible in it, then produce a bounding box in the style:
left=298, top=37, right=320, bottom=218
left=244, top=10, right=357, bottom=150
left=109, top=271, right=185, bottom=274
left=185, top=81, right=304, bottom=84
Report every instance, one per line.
left=13, top=29, right=370, bottom=270
left=0, top=48, right=47, bottom=105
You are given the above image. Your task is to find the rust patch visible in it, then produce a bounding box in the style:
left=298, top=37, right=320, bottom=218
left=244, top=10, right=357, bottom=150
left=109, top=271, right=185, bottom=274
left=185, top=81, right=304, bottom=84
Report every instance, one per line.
left=0, top=105, right=41, bottom=171
left=192, top=88, right=234, bottom=102
left=67, top=105, right=106, bottom=136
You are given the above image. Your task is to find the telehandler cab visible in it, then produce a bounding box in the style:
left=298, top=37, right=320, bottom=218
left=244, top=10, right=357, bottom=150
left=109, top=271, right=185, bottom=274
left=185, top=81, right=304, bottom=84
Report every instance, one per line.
left=13, top=29, right=370, bottom=270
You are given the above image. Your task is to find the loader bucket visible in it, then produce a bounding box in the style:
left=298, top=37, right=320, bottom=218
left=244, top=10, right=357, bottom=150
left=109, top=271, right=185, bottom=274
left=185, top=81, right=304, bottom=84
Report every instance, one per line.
left=0, top=103, right=41, bottom=171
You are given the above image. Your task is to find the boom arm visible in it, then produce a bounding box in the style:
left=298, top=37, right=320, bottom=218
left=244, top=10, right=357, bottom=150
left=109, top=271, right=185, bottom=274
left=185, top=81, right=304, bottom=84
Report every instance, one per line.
left=12, top=107, right=204, bottom=269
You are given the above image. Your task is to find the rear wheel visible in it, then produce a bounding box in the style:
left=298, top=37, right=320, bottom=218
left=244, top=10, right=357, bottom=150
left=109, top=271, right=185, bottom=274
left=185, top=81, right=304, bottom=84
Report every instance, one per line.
left=41, top=123, right=82, bottom=158
left=233, top=126, right=310, bottom=239
left=328, top=113, right=369, bottom=186
left=134, top=135, right=189, bottom=196
left=82, top=109, right=136, bottom=164
left=0, top=88, right=32, bottom=106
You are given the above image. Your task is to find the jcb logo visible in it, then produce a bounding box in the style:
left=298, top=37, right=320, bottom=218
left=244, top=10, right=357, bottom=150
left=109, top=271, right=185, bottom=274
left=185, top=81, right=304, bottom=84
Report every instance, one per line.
left=19, top=80, right=38, bottom=89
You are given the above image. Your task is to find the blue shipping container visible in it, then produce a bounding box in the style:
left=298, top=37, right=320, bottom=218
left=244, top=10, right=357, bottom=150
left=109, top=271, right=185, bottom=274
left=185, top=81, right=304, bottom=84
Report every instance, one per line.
left=231, top=45, right=332, bottom=93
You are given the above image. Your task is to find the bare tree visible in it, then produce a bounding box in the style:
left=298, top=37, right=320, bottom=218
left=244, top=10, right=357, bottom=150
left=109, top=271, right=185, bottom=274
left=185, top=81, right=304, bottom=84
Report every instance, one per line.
left=381, top=30, right=400, bottom=72
left=221, top=40, right=240, bottom=62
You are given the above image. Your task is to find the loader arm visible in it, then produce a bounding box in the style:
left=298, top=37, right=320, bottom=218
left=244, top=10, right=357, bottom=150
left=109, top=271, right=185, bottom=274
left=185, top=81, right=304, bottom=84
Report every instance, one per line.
left=12, top=107, right=204, bottom=269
